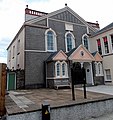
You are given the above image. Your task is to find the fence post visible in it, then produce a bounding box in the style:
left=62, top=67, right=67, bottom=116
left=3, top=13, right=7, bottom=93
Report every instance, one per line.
left=0, top=63, right=6, bottom=116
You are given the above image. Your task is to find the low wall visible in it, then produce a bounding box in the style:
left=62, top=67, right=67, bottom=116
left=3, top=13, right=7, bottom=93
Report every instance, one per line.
left=6, top=97, right=113, bottom=120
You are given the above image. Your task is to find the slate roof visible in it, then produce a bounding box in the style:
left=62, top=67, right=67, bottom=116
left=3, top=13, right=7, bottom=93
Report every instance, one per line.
left=91, top=22, right=113, bottom=37
left=91, top=51, right=98, bottom=56
left=46, top=51, right=59, bottom=62
left=66, top=47, right=78, bottom=57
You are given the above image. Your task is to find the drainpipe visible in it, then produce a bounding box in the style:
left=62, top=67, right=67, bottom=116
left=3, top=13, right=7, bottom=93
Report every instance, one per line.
left=44, top=61, right=47, bottom=88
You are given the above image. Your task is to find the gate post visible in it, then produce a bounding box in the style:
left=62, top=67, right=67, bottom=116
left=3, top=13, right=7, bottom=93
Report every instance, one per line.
left=0, top=63, right=6, bottom=116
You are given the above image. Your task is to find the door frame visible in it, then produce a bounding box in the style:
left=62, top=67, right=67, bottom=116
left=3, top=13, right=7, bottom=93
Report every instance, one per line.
left=84, top=62, right=94, bottom=85
left=7, top=72, right=16, bottom=90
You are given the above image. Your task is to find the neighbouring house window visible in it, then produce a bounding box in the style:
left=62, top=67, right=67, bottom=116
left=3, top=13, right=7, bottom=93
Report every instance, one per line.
left=97, top=39, right=102, bottom=55
left=105, top=69, right=111, bottom=81
left=95, top=62, right=103, bottom=76
left=65, top=32, right=75, bottom=52
left=45, top=29, right=57, bottom=51
left=55, top=61, right=68, bottom=77
left=17, top=40, right=20, bottom=55
left=110, top=35, right=113, bottom=51
left=12, top=46, right=15, bottom=58
left=82, top=34, right=89, bottom=50
left=103, top=36, right=109, bottom=54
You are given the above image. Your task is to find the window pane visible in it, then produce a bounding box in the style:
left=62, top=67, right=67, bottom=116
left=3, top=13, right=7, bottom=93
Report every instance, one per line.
left=83, top=36, right=88, bottom=49
left=103, top=37, right=109, bottom=54
left=67, top=33, right=72, bottom=51
left=62, top=63, right=65, bottom=76
left=105, top=69, right=111, bottom=80
left=47, top=31, right=54, bottom=50
left=98, top=63, right=101, bottom=74
left=97, top=39, right=102, bottom=55
left=111, top=35, right=113, bottom=50
left=57, top=63, right=60, bottom=76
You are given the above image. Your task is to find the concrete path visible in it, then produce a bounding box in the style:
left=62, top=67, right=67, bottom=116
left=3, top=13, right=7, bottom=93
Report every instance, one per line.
left=85, top=85, right=113, bottom=120
left=78, top=85, right=113, bottom=95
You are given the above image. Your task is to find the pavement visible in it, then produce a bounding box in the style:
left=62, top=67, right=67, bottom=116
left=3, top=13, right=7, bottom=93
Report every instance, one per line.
left=85, top=85, right=113, bottom=95
left=5, top=84, right=113, bottom=119
left=79, top=84, right=113, bottom=120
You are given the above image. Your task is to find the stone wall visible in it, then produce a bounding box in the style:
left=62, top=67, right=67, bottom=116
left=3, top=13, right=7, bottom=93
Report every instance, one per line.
left=6, top=97, right=113, bottom=120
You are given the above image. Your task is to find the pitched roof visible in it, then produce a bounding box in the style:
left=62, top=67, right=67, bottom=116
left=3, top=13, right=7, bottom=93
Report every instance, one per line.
left=46, top=51, right=58, bottom=62
left=92, top=51, right=103, bottom=61
left=26, top=6, right=97, bottom=32
left=46, top=50, right=67, bottom=62
left=92, top=51, right=98, bottom=56
left=91, top=22, right=113, bottom=37
left=66, top=47, right=78, bottom=57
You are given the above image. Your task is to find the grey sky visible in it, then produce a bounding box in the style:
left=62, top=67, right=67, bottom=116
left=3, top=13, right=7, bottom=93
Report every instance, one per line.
left=0, top=0, right=113, bottom=63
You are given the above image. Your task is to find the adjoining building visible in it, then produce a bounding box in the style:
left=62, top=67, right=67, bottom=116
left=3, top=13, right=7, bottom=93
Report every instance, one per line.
left=90, top=22, right=113, bottom=84
left=7, top=5, right=105, bottom=90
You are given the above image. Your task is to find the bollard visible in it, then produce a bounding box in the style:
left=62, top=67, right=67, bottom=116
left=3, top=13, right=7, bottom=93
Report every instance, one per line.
left=42, top=100, right=50, bottom=120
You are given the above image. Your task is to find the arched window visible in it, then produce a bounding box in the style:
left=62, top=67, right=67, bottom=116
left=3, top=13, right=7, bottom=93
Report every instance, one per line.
left=55, top=62, right=61, bottom=77
left=65, top=32, right=75, bottom=52
left=62, top=63, right=66, bottom=76
left=45, top=29, right=57, bottom=51
left=55, top=61, right=68, bottom=78
left=95, top=62, right=103, bottom=76
left=57, top=63, right=60, bottom=76
left=82, top=34, right=89, bottom=50
left=98, top=62, right=103, bottom=76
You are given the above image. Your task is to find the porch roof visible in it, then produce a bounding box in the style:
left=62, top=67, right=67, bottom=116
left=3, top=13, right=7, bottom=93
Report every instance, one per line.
left=68, top=45, right=95, bottom=62
left=92, top=51, right=103, bottom=62
left=46, top=50, right=67, bottom=62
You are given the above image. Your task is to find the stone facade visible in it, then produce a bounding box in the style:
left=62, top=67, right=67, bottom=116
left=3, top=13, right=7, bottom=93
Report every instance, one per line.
left=7, top=6, right=105, bottom=89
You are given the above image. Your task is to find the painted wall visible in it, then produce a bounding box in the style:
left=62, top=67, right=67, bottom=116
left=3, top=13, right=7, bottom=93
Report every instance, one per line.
left=7, top=28, right=25, bottom=70
left=103, top=55, right=113, bottom=83
left=90, top=28, right=113, bottom=83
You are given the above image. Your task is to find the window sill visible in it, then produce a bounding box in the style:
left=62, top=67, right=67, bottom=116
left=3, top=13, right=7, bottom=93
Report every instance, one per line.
left=46, top=50, right=57, bottom=52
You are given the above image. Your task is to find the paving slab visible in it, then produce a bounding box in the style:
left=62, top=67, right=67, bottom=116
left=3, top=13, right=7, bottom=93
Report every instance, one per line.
left=5, top=87, right=113, bottom=115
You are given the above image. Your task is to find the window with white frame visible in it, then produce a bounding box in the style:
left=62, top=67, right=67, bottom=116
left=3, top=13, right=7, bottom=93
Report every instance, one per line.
left=105, top=69, right=111, bottom=81
left=45, top=29, right=57, bottom=51
left=97, top=39, right=102, bottom=55
left=103, top=36, right=109, bottom=54
left=65, top=32, right=75, bottom=52
left=56, top=62, right=60, bottom=77
left=55, top=61, right=68, bottom=78
left=62, top=63, right=66, bottom=76
left=82, top=34, right=89, bottom=50
left=110, top=35, right=113, bottom=51
left=95, top=62, right=103, bottom=76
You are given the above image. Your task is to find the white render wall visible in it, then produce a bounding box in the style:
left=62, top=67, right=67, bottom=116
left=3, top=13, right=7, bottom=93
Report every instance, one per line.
left=103, top=55, right=113, bottom=83
left=89, top=28, right=113, bottom=83
left=7, top=28, right=25, bottom=70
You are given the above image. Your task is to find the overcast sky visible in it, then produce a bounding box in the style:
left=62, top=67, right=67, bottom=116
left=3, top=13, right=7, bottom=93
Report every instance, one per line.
left=0, top=0, right=113, bottom=63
